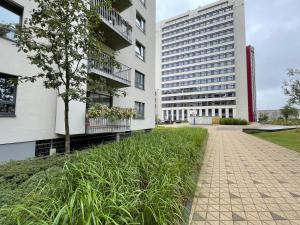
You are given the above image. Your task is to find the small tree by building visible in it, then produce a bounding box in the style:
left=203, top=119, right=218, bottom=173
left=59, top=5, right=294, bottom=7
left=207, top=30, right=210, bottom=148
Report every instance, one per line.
left=283, top=69, right=300, bottom=129
left=16, top=0, right=122, bottom=154
left=283, top=69, right=300, bottom=107
left=259, top=113, right=269, bottom=123
left=280, top=104, right=299, bottom=120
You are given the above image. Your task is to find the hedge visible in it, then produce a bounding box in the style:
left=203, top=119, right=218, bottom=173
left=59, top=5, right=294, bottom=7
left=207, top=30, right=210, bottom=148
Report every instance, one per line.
left=0, top=127, right=207, bottom=225
left=220, top=118, right=249, bottom=125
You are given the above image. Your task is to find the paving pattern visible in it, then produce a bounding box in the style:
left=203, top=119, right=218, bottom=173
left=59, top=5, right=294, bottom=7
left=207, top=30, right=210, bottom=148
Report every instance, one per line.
left=189, top=126, right=300, bottom=225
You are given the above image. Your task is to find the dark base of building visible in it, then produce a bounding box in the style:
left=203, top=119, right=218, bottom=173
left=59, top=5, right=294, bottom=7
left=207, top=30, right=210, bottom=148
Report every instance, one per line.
left=0, top=130, right=152, bottom=163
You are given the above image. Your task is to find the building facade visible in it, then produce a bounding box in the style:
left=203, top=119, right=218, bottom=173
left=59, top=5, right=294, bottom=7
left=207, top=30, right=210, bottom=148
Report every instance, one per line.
left=246, top=45, right=257, bottom=122
left=0, top=0, right=156, bottom=162
left=156, top=0, right=250, bottom=122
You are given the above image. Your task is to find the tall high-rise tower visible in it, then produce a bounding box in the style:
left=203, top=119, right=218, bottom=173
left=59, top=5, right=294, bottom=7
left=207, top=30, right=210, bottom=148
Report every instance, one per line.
left=156, top=0, right=249, bottom=122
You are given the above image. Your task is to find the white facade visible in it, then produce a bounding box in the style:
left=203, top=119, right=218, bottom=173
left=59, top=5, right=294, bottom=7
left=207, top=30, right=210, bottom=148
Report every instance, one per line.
left=156, top=0, right=248, bottom=122
left=0, top=0, right=156, bottom=161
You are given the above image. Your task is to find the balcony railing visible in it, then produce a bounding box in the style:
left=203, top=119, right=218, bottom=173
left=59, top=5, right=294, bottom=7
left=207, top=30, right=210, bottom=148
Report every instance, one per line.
left=89, top=53, right=131, bottom=86
left=93, top=0, right=132, bottom=43
left=86, top=118, right=131, bottom=134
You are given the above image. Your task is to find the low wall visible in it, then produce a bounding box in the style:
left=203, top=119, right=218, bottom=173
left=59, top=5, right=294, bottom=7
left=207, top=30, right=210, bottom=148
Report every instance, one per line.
left=189, top=116, right=213, bottom=125
left=0, top=141, right=35, bottom=163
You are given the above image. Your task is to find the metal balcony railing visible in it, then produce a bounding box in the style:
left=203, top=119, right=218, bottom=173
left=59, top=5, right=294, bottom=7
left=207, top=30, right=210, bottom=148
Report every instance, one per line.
left=89, top=53, right=131, bottom=85
left=86, top=118, right=131, bottom=134
left=93, top=0, right=132, bottom=43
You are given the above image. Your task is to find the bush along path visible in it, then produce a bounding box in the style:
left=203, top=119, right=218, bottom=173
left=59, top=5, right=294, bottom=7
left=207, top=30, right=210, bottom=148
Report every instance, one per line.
left=220, top=118, right=249, bottom=125
left=0, top=127, right=207, bottom=225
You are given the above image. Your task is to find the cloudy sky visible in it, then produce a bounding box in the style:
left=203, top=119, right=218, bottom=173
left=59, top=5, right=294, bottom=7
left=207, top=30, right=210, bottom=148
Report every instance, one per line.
left=156, top=0, right=300, bottom=110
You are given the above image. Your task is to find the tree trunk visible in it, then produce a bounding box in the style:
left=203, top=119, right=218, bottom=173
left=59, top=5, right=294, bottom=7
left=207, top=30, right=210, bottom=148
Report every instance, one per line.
left=64, top=28, right=71, bottom=154
left=64, top=99, right=71, bottom=154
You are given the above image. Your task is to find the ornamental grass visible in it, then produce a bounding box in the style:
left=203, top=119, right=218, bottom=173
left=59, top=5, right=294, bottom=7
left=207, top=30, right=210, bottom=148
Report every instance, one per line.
left=0, top=128, right=207, bottom=225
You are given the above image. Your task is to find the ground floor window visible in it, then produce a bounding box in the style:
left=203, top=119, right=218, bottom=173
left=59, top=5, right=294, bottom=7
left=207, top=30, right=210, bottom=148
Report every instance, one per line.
left=215, top=109, right=219, bottom=117
left=222, top=109, right=226, bottom=118
left=134, top=101, right=145, bottom=120
left=229, top=108, right=233, bottom=118
left=0, top=73, right=17, bottom=116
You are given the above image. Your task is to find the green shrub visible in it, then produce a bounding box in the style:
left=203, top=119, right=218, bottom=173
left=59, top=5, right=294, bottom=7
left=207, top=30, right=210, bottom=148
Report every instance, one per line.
left=0, top=155, right=69, bottom=188
left=0, top=128, right=207, bottom=225
left=220, top=118, right=249, bottom=125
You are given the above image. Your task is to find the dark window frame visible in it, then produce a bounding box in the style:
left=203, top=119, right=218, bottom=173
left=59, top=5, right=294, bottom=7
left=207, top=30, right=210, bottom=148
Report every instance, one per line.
left=134, top=101, right=145, bottom=120
left=136, top=11, right=146, bottom=33
left=0, top=73, right=18, bottom=117
left=135, top=41, right=145, bottom=61
left=135, top=70, right=145, bottom=90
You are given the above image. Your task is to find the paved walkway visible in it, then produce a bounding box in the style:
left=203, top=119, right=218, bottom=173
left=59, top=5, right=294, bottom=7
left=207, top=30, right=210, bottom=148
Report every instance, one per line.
left=189, top=126, right=300, bottom=225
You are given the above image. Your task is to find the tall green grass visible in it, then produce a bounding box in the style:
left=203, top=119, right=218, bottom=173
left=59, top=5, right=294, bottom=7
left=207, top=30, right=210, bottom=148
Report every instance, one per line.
left=1, top=128, right=207, bottom=225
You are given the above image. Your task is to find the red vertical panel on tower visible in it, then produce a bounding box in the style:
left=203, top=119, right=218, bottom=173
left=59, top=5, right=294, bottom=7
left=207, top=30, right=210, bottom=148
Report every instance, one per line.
left=246, top=46, right=254, bottom=122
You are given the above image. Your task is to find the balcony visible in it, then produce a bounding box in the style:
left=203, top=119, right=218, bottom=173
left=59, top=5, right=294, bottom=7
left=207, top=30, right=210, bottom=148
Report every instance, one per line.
left=93, top=2, right=132, bottom=50
left=112, top=0, right=132, bottom=12
left=86, top=118, right=131, bottom=134
left=88, top=53, right=131, bottom=88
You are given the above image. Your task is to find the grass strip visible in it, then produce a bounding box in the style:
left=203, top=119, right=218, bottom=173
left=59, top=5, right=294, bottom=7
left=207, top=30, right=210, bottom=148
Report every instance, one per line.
left=253, top=130, right=300, bottom=153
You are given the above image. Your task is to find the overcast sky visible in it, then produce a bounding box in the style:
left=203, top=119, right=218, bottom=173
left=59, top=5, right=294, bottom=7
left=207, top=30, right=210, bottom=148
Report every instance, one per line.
left=156, top=0, right=300, bottom=110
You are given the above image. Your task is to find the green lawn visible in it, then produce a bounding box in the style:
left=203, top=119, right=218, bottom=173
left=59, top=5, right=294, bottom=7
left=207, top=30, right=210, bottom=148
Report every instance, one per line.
left=253, top=130, right=300, bottom=153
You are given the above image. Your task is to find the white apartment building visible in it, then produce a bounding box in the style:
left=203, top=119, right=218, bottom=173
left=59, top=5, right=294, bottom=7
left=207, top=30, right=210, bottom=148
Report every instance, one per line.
left=0, top=0, right=156, bottom=162
left=156, top=0, right=250, bottom=122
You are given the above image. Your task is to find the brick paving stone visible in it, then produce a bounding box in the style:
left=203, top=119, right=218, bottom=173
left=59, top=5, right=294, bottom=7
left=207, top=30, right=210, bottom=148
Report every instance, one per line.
left=189, top=126, right=300, bottom=225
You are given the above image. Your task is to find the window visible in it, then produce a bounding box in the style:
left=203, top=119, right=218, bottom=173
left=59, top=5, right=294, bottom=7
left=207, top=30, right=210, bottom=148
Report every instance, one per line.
left=134, top=101, right=145, bottom=120
left=222, top=109, right=226, bottom=118
left=135, top=70, right=145, bottom=90
left=229, top=108, right=233, bottom=118
left=136, top=12, right=145, bottom=32
left=0, top=73, right=17, bottom=116
left=139, top=0, right=146, bottom=7
left=0, top=1, right=23, bottom=41
left=135, top=41, right=145, bottom=61
left=215, top=109, right=219, bottom=117
left=87, top=93, right=112, bottom=108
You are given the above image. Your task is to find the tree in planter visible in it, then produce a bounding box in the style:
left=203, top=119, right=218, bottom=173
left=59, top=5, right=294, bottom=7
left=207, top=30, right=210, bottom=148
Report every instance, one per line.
left=280, top=104, right=299, bottom=120
left=16, top=0, right=123, bottom=154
